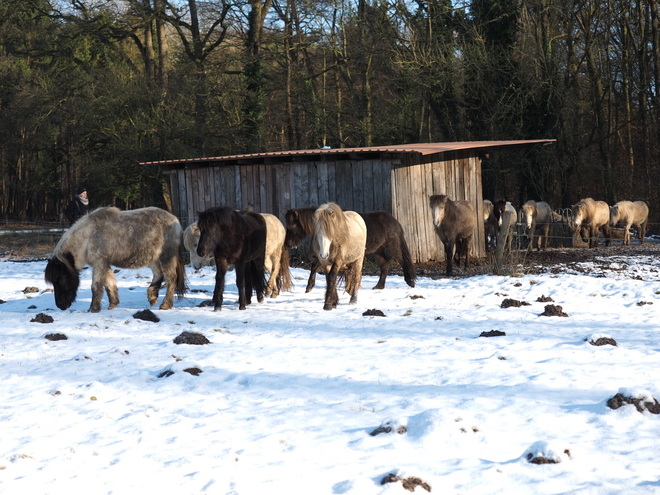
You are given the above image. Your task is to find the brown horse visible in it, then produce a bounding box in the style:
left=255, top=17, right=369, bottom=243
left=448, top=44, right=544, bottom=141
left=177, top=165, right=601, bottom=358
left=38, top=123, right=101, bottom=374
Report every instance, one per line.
left=610, top=200, right=649, bottom=245
left=521, top=200, right=553, bottom=251
left=196, top=206, right=267, bottom=311
left=285, top=207, right=416, bottom=290
left=185, top=215, right=292, bottom=297
left=44, top=207, right=186, bottom=312
left=429, top=195, right=476, bottom=275
left=572, top=198, right=611, bottom=248
left=311, top=203, right=367, bottom=310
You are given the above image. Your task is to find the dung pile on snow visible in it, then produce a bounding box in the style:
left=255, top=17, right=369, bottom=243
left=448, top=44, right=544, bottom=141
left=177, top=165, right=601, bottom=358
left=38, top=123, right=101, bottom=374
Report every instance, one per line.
left=381, top=473, right=431, bottom=492
left=536, top=295, right=554, bottom=302
left=540, top=304, right=568, bottom=317
left=524, top=441, right=569, bottom=464
left=587, top=335, right=617, bottom=346
left=363, top=309, right=386, bottom=317
left=30, top=313, right=53, bottom=323
left=479, top=330, right=506, bottom=338
left=173, top=332, right=210, bottom=345
left=501, top=299, right=530, bottom=308
left=44, top=333, right=67, bottom=341
left=133, top=309, right=160, bottom=322
left=370, top=420, right=407, bottom=436
left=608, top=391, right=660, bottom=414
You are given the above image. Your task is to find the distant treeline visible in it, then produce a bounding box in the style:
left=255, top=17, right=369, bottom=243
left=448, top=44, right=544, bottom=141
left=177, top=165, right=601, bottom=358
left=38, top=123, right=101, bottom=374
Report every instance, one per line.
left=1, top=0, right=659, bottom=224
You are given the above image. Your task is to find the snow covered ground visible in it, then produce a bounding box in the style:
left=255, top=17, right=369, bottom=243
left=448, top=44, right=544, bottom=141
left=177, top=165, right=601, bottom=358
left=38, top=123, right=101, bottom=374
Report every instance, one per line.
left=1, top=253, right=659, bottom=494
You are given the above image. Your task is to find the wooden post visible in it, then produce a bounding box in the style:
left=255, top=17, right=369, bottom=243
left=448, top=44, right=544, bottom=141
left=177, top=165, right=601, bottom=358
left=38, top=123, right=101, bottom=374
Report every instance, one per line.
left=494, top=211, right=513, bottom=275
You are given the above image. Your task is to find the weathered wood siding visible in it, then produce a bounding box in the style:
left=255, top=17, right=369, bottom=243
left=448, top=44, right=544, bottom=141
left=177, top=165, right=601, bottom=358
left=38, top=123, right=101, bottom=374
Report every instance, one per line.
left=164, top=150, right=485, bottom=262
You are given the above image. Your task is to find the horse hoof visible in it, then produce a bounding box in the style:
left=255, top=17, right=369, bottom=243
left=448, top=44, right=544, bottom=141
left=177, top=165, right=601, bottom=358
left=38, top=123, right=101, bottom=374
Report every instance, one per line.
left=108, top=304, right=118, bottom=310
left=159, top=304, right=172, bottom=310
left=257, top=295, right=264, bottom=303
left=323, top=304, right=333, bottom=311
left=89, top=307, right=101, bottom=313
left=372, top=285, right=384, bottom=290
left=239, top=305, right=247, bottom=310
left=213, top=306, right=222, bottom=312
left=305, top=287, right=313, bottom=293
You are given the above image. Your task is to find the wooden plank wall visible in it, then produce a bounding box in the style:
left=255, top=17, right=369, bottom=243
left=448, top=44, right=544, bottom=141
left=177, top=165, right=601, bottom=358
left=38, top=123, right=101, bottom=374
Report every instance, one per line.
left=164, top=151, right=483, bottom=263
left=391, top=151, right=485, bottom=262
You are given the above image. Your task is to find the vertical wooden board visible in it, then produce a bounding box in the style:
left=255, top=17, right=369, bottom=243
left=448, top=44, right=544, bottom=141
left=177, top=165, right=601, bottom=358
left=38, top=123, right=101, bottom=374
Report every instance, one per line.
left=307, top=162, right=318, bottom=207
left=258, top=165, right=268, bottom=213
left=292, top=163, right=306, bottom=208
left=324, top=162, right=335, bottom=204
left=351, top=162, right=364, bottom=213
left=315, top=162, right=328, bottom=206
left=185, top=170, right=196, bottom=227
left=362, top=160, right=375, bottom=212
left=275, top=164, right=291, bottom=218
left=232, top=166, right=241, bottom=209
left=167, top=171, right=181, bottom=223
left=335, top=161, right=352, bottom=209
left=381, top=162, right=393, bottom=214
left=215, top=166, right=227, bottom=207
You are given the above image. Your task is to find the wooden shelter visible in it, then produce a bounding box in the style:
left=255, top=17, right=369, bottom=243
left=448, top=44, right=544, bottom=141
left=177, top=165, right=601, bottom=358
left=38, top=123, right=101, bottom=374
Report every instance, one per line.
left=143, top=140, right=554, bottom=263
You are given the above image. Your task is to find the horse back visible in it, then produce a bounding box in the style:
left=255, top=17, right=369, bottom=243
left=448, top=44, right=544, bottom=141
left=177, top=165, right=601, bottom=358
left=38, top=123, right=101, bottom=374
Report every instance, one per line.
left=360, top=211, right=404, bottom=253
left=238, top=211, right=267, bottom=262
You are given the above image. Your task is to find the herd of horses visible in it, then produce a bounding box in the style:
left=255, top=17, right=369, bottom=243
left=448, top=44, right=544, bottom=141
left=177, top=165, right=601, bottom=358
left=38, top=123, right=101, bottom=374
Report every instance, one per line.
left=44, top=195, right=650, bottom=313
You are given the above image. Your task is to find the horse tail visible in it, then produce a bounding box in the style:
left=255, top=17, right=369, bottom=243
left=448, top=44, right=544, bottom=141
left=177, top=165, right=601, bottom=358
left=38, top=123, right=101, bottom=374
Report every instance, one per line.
left=277, top=245, right=294, bottom=292
left=399, top=234, right=417, bottom=288
left=175, top=238, right=188, bottom=299
left=250, top=259, right=268, bottom=297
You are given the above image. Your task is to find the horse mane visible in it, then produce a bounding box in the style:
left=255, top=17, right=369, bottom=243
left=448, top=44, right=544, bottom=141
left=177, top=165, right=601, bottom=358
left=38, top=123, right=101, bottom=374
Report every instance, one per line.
left=198, top=206, right=234, bottom=232
left=314, top=203, right=349, bottom=242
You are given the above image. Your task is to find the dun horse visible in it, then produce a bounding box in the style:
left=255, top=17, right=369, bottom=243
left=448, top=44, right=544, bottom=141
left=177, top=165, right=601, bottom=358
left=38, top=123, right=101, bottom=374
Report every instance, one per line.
left=44, top=207, right=186, bottom=312
left=311, top=203, right=367, bottom=310
left=186, top=215, right=292, bottom=297
left=285, top=207, right=416, bottom=290
left=429, top=195, right=476, bottom=275
left=493, top=200, right=517, bottom=252
left=183, top=222, right=214, bottom=269
left=521, top=200, right=553, bottom=251
left=572, top=198, right=611, bottom=248
left=610, top=200, right=649, bottom=245
left=196, top=207, right=267, bottom=311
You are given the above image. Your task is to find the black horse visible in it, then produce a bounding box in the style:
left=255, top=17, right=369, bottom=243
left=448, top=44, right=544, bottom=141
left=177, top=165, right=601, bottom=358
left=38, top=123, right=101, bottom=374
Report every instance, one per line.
left=285, top=207, right=416, bottom=291
left=196, top=206, right=267, bottom=311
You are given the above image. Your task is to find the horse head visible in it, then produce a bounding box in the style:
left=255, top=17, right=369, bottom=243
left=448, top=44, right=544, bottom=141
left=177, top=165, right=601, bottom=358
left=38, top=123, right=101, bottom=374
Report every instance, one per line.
left=572, top=203, right=585, bottom=229
left=522, top=201, right=536, bottom=229
left=429, top=195, right=448, bottom=228
left=285, top=208, right=313, bottom=249
left=609, top=205, right=621, bottom=226
left=313, top=203, right=346, bottom=260
left=44, top=252, right=79, bottom=310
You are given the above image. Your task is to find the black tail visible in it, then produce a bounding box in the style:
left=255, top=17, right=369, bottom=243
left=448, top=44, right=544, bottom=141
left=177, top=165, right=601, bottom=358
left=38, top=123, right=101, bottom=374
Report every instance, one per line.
left=399, top=235, right=417, bottom=288
left=250, top=260, right=268, bottom=297
left=175, top=240, right=188, bottom=299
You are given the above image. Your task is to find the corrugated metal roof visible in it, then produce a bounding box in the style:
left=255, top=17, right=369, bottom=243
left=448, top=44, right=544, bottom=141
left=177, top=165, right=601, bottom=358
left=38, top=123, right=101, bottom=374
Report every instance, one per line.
left=141, top=140, right=555, bottom=166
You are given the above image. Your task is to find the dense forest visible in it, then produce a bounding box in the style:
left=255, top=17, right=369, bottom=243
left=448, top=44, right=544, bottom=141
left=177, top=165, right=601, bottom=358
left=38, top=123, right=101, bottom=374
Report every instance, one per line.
left=1, top=0, right=659, bottom=226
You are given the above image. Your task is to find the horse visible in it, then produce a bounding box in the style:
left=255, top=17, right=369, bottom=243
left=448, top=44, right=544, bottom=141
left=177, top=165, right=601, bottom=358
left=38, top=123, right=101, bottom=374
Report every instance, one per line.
left=311, top=202, right=367, bottom=310
left=572, top=198, right=611, bottom=248
left=483, top=199, right=497, bottom=252
left=44, top=206, right=186, bottom=312
left=521, top=200, right=553, bottom=251
left=610, top=200, right=649, bottom=245
left=185, top=215, right=292, bottom=298
left=493, top=200, right=517, bottom=252
left=429, top=195, right=476, bottom=275
left=285, top=207, right=416, bottom=290
left=183, top=222, right=214, bottom=269
left=261, top=213, right=293, bottom=298
left=196, top=206, right=267, bottom=311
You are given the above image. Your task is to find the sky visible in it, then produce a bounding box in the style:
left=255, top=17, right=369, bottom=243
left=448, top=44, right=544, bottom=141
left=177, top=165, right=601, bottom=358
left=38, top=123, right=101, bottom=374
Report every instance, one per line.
left=1, top=250, right=659, bottom=495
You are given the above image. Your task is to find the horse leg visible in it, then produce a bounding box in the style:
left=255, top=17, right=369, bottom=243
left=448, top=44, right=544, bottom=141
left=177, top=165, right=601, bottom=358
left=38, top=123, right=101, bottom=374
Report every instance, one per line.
left=323, top=264, right=340, bottom=311
left=268, top=254, right=281, bottom=298
left=624, top=222, right=631, bottom=245
left=90, top=266, right=111, bottom=313
left=349, top=257, right=364, bottom=305
left=372, top=250, right=389, bottom=290
left=305, top=259, right=320, bottom=293
left=212, top=257, right=228, bottom=311
left=640, top=221, right=646, bottom=243
left=603, top=223, right=611, bottom=247
left=445, top=240, right=455, bottom=275
left=148, top=264, right=164, bottom=307
left=235, top=260, right=248, bottom=310
left=244, top=263, right=254, bottom=306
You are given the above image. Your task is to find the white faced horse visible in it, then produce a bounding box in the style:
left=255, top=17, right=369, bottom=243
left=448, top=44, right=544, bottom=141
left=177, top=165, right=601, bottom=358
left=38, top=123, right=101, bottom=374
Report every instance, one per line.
left=429, top=195, right=476, bottom=275
left=311, top=202, right=367, bottom=310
